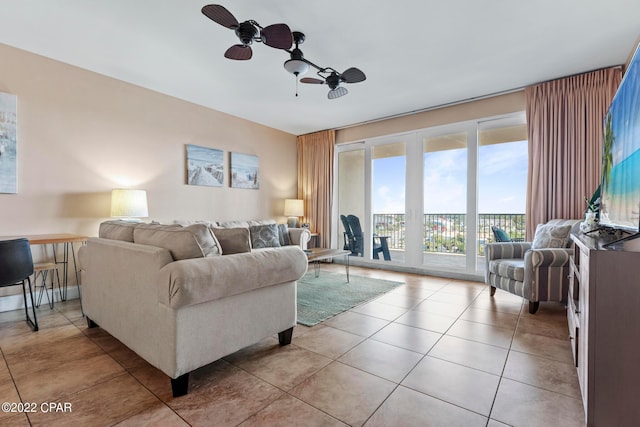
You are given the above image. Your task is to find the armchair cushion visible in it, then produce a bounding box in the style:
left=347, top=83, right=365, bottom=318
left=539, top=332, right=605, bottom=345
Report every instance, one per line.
left=488, top=259, right=525, bottom=282
left=484, top=242, right=532, bottom=261
left=531, top=223, right=572, bottom=249
left=527, top=248, right=572, bottom=268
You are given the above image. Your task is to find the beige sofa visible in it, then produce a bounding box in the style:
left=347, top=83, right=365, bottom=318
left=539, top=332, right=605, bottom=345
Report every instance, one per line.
left=79, top=221, right=308, bottom=396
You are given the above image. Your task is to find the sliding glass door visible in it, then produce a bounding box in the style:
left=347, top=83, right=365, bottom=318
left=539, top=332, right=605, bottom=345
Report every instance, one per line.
left=337, top=149, right=365, bottom=252
left=422, top=130, right=469, bottom=271
left=476, top=117, right=528, bottom=271
left=372, top=141, right=406, bottom=264
left=335, top=112, right=527, bottom=277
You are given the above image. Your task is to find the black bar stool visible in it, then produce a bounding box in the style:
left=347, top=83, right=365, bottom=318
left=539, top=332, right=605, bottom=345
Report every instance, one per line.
left=0, top=238, right=39, bottom=331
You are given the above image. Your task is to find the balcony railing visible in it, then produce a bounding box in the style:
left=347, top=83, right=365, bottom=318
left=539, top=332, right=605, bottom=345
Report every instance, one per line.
left=373, top=213, right=525, bottom=255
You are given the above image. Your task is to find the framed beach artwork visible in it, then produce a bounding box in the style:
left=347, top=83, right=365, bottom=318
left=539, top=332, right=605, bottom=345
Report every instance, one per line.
left=0, top=92, right=17, bottom=194
left=230, top=152, right=259, bottom=189
left=186, top=144, right=224, bottom=187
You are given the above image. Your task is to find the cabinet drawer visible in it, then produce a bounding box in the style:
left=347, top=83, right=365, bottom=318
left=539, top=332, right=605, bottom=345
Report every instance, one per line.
left=568, top=260, right=579, bottom=311
left=567, top=299, right=578, bottom=367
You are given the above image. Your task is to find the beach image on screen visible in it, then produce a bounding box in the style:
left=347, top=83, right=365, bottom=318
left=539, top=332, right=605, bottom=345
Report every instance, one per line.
left=600, top=49, right=640, bottom=230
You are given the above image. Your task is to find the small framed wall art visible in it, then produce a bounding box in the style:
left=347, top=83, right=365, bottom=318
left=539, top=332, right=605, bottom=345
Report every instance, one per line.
left=0, top=92, right=17, bottom=194
left=186, top=144, right=224, bottom=187
left=230, top=152, right=259, bottom=189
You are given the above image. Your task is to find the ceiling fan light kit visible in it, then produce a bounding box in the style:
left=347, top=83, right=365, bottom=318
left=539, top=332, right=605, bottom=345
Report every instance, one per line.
left=201, top=4, right=366, bottom=99
left=284, top=48, right=309, bottom=77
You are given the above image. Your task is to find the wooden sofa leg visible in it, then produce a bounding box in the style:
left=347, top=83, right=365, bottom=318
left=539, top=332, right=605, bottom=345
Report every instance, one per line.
left=278, top=327, right=294, bottom=346
left=529, top=301, right=540, bottom=314
left=171, top=373, right=190, bottom=397
left=86, top=317, right=99, bottom=328
left=490, top=286, right=496, bottom=296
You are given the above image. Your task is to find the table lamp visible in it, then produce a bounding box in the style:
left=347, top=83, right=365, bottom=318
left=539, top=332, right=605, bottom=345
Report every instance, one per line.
left=110, top=189, right=149, bottom=221
left=284, top=199, right=304, bottom=228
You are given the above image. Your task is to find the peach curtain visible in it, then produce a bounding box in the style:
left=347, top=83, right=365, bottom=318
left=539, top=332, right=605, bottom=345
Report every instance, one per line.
left=525, top=67, right=621, bottom=239
left=297, top=129, right=335, bottom=248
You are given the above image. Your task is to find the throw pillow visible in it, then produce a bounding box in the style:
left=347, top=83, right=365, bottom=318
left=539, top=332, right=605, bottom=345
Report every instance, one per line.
left=531, top=224, right=572, bottom=249
left=183, top=224, right=221, bottom=257
left=278, top=224, right=291, bottom=246
left=211, top=227, right=252, bottom=254
left=249, top=224, right=281, bottom=249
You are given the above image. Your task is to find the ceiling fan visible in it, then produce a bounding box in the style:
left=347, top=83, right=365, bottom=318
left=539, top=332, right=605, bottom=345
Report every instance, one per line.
left=300, top=68, right=366, bottom=99
left=284, top=31, right=366, bottom=99
left=201, top=5, right=366, bottom=99
left=201, top=4, right=292, bottom=60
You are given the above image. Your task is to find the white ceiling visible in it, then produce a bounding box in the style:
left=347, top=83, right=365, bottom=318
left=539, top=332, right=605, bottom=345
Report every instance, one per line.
left=0, top=0, right=638, bottom=135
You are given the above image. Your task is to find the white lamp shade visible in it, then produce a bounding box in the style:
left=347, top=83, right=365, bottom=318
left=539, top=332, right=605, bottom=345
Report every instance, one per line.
left=110, top=189, right=149, bottom=218
left=284, top=59, right=309, bottom=76
left=284, top=199, right=304, bottom=217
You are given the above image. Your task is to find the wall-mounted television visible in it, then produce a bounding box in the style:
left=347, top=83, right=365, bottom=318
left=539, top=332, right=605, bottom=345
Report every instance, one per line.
left=599, top=41, right=640, bottom=243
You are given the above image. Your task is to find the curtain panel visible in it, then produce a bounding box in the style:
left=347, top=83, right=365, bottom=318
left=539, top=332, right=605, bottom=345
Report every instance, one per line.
left=297, top=130, right=335, bottom=248
left=525, top=67, right=621, bottom=239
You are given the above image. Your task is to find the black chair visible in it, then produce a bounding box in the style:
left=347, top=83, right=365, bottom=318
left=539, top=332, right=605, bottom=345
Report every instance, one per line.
left=340, top=214, right=355, bottom=252
left=346, top=214, right=391, bottom=261
left=0, top=239, right=39, bottom=331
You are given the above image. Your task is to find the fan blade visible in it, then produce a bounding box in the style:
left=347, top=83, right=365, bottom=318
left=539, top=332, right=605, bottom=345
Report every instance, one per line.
left=300, top=77, right=324, bottom=84
left=224, top=45, right=252, bottom=60
left=341, top=67, right=366, bottom=83
left=328, top=86, right=348, bottom=99
left=201, top=4, right=239, bottom=28
left=261, top=24, right=293, bottom=49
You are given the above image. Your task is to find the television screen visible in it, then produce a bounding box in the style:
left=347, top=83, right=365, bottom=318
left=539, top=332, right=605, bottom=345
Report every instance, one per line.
left=599, top=42, right=640, bottom=232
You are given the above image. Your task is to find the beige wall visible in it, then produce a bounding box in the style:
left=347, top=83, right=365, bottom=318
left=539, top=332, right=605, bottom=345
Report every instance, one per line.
left=336, top=91, right=526, bottom=143
left=0, top=43, right=297, bottom=239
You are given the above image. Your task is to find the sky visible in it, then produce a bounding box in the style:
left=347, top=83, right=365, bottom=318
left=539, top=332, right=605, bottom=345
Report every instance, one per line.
left=372, top=140, right=527, bottom=214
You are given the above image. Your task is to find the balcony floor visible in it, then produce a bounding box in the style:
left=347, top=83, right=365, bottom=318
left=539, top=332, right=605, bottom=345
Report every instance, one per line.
left=339, top=249, right=487, bottom=281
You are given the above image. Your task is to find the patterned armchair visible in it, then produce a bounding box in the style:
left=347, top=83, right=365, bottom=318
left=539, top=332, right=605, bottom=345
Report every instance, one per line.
left=484, top=219, right=581, bottom=314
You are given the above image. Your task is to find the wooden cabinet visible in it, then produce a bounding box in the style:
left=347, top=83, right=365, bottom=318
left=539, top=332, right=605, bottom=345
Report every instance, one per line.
left=569, top=233, right=640, bottom=426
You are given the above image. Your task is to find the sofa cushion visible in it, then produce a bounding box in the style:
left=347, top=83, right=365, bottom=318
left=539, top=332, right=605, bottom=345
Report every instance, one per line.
left=133, top=223, right=219, bottom=260
left=277, top=224, right=291, bottom=246
left=215, top=219, right=276, bottom=229
left=531, top=223, right=572, bottom=249
left=250, top=224, right=281, bottom=249
left=489, top=258, right=525, bottom=282
left=99, top=220, right=138, bottom=242
left=211, top=227, right=252, bottom=254
left=173, top=219, right=216, bottom=228
left=183, top=224, right=221, bottom=257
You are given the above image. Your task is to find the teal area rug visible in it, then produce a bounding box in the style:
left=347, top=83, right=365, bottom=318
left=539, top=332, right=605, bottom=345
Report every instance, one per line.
left=296, top=271, right=403, bottom=326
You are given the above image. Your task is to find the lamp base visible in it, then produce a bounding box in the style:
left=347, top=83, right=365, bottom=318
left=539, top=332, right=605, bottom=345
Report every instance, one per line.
left=287, top=217, right=299, bottom=228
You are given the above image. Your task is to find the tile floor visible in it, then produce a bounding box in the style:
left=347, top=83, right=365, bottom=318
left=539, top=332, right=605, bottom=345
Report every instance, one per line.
left=0, top=265, right=586, bottom=426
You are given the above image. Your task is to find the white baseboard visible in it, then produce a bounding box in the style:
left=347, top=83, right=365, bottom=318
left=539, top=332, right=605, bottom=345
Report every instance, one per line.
left=0, top=287, right=81, bottom=313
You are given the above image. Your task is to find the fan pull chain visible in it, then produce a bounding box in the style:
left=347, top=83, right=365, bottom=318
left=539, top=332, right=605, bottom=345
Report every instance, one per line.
left=295, top=75, right=299, bottom=97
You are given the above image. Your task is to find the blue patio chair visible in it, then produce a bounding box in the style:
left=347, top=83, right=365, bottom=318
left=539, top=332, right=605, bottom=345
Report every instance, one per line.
left=346, top=214, right=391, bottom=261
left=491, top=226, right=512, bottom=242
